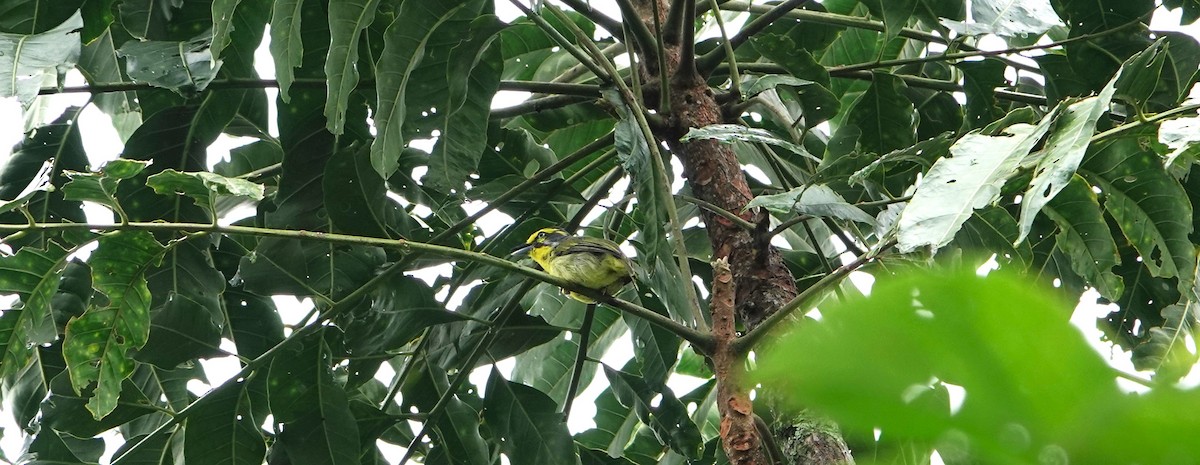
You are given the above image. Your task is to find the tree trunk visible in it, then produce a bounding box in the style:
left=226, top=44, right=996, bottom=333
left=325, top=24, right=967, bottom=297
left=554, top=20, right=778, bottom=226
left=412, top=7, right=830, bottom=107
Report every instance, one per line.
left=632, top=1, right=855, bottom=463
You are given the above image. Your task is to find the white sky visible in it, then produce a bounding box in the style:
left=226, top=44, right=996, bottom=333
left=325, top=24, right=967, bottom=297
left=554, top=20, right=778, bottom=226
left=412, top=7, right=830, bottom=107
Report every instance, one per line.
left=2, top=2, right=1200, bottom=464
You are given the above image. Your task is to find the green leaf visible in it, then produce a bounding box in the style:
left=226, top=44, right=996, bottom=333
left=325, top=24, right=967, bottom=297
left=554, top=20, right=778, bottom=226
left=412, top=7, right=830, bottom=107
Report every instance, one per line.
left=1131, top=303, right=1198, bottom=383
left=860, top=0, right=916, bottom=40
left=184, top=379, right=266, bottom=465
left=483, top=370, right=581, bottom=465
left=747, top=184, right=876, bottom=224
left=756, top=269, right=1200, bottom=464
left=941, top=0, right=1060, bottom=36
left=209, top=0, right=242, bottom=62
left=370, top=0, right=485, bottom=179
left=1164, top=0, right=1200, bottom=24
left=952, top=206, right=1033, bottom=270
left=145, top=169, right=265, bottom=213
left=0, top=11, right=82, bottom=102
left=898, top=110, right=1058, bottom=252
left=426, top=28, right=503, bottom=194
left=747, top=34, right=840, bottom=125
left=1080, top=132, right=1195, bottom=295
left=603, top=367, right=703, bottom=459
left=0, top=243, right=71, bottom=382
left=268, top=335, right=360, bottom=465
left=62, top=159, right=153, bottom=213
left=843, top=71, right=916, bottom=157
left=342, top=275, right=466, bottom=356
left=957, top=58, right=1008, bottom=130
left=1016, top=78, right=1117, bottom=243
left=63, top=231, right=164, bottom=419
left=323, top=146, right=417, bottom=239
left=513, top=293, right=625, bottom=406
left=118, top=33, right=222, bottom=94
left=324, top=0, right=381, bottom=134
left=426, top=397, right=490, bottom=465
left=269, top=0, right=303, bottom=100
left=0, top=0, right=82, bottom=34
left=0, top=160, right=54, bottom=216
left=78, top=28, right=143, bottom=140
left=1041, top=175, right=1123, bottom=300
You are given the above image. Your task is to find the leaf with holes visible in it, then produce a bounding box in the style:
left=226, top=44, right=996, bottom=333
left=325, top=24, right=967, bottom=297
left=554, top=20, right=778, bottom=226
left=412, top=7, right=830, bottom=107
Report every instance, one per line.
left=63, top=231, right=163, bottom=419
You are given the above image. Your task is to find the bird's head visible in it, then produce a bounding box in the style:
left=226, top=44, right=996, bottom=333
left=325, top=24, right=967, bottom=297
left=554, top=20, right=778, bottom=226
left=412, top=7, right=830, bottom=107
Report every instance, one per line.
left=511, top=227, right=571, bottom=257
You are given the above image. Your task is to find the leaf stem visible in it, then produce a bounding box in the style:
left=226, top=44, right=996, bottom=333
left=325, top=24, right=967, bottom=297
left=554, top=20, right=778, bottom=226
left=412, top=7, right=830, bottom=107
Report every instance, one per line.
left=509, top=0, right=613, bottom=82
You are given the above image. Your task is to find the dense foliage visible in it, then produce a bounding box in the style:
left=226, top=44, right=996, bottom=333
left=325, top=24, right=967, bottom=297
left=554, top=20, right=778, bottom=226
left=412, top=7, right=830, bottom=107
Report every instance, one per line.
left=1, top=0, right=1199, bottom=464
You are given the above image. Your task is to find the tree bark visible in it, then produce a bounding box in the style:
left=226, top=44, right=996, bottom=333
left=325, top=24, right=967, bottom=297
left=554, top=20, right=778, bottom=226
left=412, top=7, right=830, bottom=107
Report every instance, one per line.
left=630, top=1, right=855, bottom=463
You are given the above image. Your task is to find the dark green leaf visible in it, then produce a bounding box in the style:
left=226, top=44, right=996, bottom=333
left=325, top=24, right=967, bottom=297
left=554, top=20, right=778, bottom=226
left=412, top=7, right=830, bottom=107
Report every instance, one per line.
left=119, top=33, right=222, bottom=94
left=844, top=72, right=916, bottom=157
left=957, top=58, right=1007, bottom=130
left=1042, top=175, right=1123, bottom=300
left=0, top=243, right=70, bottom=383
left=603, top=367, right=703, bottom=459
left=184, top=379, right=267, bottom=465
left=483, top=370, right=580, bottom=465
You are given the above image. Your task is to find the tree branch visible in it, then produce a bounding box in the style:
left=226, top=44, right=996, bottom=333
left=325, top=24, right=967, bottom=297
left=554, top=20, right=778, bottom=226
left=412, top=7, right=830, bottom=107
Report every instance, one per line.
left=696, top=0, right=812, bottom=77
left=663, top=0, right=688, bottom=45
left=0, top=220, right=711, bottom=348
left=733, top=239, right=895, bottom=354
left=711, top=258, right=769, bottom=464
left=560, top=0, right=626, bottom=41
left=613, top=0, right=660, bottom=63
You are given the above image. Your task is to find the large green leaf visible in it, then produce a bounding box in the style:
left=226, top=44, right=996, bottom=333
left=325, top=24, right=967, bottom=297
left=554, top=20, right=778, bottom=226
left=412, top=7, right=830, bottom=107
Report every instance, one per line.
left=370, top=0, right=484, bottom=179
left=1131, top=303, right=1198, bottom=383
left=77, top=28, right=143, bottom=139
left=756, top=269, right=1200, bottom=464
left=184, top=379, right=267, bottom=465
left=63, top=231, right=164, bottom=419
left=322, top=146, right=418, bottom=239
left=269, top=0, right=304, bottom=100
left=860, top=0, right=916, bottom=39
left=269, top=336, right=361, bottom=465
left=145, top=169, right=265, bottom=214
left=426, top=35, right=503, bottom=194
left=952, top=206, right=1032, bottom=270
left=512, top=292, right=625, bottom=406
left=843, top=71, right=916, bottom=157
left=323, top=0, right=381, bottom=134
left=0, top=11, right=81, bottom=102
left=0, top=243, right=71, bottom=382
left=898, top=110, right=1058, bottom=252
left=483, top=370, right=581, bottom=465
left=1041, top=175, right=1123, bottom=300
left=1080, top=132, right=1195, bottom=295
left=957, top=58, right=1007, bottom=130
left=0, top=0, right=83, bottom=34
left=603, top=367, right=703, bottom=459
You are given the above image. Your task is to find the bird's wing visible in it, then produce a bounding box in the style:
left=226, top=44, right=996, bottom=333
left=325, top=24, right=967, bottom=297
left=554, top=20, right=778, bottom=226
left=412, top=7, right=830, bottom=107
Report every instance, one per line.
left=555, top=241, right=623, bottom=258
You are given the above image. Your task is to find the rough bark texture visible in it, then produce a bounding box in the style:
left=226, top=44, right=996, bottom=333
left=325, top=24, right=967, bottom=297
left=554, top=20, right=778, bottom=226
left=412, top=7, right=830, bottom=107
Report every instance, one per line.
left=711, top=259, right=767, bottom=465
left=629, top=1, right=856, bottom=463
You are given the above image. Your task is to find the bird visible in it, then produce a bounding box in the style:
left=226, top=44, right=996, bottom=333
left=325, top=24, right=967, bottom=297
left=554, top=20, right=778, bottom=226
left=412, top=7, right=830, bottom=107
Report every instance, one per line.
left=512, top=227, right=633, bottom=303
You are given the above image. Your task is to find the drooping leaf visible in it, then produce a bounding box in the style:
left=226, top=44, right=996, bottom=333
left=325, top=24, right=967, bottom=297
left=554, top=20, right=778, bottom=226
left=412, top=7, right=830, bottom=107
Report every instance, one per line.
left=323, top=0, right=381, bottom=134
left=1131, top=303, right=1198, bottom=383
left=78, top=28, right=143, bottom=139
left=1016, top=76, right=1117, bottom=243
left=1041, top=175, right=1123, bottom=300
left=270, top=336, right=361, bottom=465
left=426, top=32, right=503, bottom=194
left=0, top=11, right=82, bottom=102
left=843, top=71, right=917, bottom=157
left=269, top=0, right=303, bottom=100
left=183, top=378, right=267, bottom=465
left=860, top=0, right=916, bottom=40
left=63, top=231, right=164, bottom=419
left=957, top=58, right=1008, bottom=130
left=370, top=0, right=485, bottom=179
left=952, top=206, right=1032, bottom=270
left=898, top=110, right=1058, bottom=253
left=603, top=367, right=704, bottom=459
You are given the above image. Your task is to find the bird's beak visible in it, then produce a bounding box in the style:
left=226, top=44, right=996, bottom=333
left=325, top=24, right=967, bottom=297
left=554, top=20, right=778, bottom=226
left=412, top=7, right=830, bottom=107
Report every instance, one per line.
left=510, top=244, right=533, bottom=257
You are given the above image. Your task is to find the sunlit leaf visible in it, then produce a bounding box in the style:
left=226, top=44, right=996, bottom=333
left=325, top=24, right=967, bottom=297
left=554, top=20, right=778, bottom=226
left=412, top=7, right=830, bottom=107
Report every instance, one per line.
left=0, top=11, right=82, bottom=102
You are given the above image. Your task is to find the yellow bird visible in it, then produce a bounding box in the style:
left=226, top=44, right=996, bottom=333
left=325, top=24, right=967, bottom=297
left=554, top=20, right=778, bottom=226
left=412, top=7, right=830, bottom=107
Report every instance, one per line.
left=512, top=227, right=633, bottom=303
